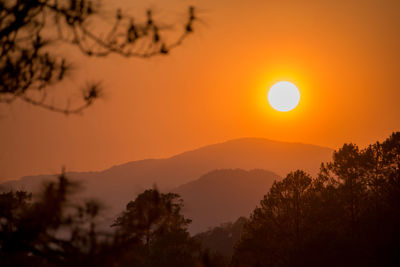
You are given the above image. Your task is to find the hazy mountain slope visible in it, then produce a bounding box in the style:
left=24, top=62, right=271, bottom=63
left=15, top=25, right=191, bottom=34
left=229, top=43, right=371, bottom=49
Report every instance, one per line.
left=174, top=169, right=279, bottom=233
left=0, top=138, right=333, bottom=219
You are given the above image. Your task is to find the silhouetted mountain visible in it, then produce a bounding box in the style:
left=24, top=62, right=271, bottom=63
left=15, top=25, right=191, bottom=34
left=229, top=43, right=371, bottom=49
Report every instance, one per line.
left=175, top=169, right=279, bottom=233
left=0, top=138, right=332, bottom=230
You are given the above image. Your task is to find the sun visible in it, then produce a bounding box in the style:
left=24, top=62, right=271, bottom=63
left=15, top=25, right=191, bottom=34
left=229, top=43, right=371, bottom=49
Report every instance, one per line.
left=267, top=81, right=300, bottom=112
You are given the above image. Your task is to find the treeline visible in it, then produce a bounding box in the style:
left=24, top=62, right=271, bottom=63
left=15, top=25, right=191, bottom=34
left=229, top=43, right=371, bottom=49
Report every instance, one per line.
left=1, top=132, right=399, bottom=266
left=0, top=177, right=210, bottom=266
left=233, top=132, right=400, bottom=266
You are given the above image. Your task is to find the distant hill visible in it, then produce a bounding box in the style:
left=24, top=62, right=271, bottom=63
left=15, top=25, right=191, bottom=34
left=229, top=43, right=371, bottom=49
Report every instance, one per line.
left=0, top=138, right=333, bottom=228
left=194, top=216, right=247, bottom=260
left=174, top=169, right=279, bottom=233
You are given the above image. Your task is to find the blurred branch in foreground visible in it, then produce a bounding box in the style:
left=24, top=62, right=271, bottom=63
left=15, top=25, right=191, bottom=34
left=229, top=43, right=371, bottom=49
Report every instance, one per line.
left=0, top=0, right=197, bottom=114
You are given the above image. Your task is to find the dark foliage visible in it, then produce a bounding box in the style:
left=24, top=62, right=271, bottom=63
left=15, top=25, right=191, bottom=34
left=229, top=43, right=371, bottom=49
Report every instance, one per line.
left=0, top=172, right=111, bottom=266
left=195, top=217, right=247, bottom=265
left=0, top=179, right=218, bottom=266
left=0, top=0, right=196, bottom=114
left=111, top=188, right=201, bottom=267
left=233, top=132, right=400, bottom=267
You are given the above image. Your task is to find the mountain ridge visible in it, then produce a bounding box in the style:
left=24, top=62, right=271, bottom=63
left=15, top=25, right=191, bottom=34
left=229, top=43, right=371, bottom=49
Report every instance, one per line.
left=92, top=138, right=333, bottom=176
left=0, top=137, right=333, bottom=230
left=1, top=138, right=332, bottom=184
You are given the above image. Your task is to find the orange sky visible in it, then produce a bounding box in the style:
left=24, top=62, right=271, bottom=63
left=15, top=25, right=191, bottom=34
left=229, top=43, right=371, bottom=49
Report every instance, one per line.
left=1, top=0, right=400, bottom=182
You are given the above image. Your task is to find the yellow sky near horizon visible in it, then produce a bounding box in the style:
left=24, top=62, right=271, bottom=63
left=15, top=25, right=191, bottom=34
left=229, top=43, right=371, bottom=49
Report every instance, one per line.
left=1, top=0, right=399, bottom=181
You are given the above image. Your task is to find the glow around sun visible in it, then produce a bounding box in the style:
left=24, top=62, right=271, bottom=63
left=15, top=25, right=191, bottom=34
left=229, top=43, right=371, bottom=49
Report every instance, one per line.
left=267, top=81, right=300, bottom=112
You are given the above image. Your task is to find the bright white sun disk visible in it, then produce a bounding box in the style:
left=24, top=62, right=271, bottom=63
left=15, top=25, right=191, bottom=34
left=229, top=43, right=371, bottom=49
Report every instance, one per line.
left=268, top=81, right=300, bottom=112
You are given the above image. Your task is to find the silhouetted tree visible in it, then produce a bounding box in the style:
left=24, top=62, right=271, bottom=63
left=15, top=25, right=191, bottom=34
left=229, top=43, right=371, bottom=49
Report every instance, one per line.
left=232, top=132, right=400, bottom=267
left=321, top=143, right=369, bottom=237
left=233, top=170, right=313, bottom=266
left=111, top=188, right=200, bottom=266
left=0, top=173, right=110, bottom=266
left=1, top=0, right=197, bottom=114
left=0, top=177, right=222, bottom=266
left=112, top=189, right=191, bottom=245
